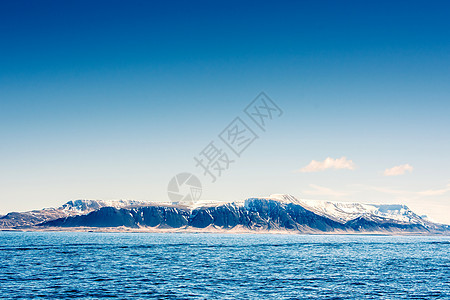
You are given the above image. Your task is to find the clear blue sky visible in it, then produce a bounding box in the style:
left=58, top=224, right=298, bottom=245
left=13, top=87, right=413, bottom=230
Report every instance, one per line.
left=1, top=0, right=449, bottom=223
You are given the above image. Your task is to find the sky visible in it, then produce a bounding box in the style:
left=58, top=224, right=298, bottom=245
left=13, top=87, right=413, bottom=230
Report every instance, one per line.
left=1, top=0, right=449, bottom=223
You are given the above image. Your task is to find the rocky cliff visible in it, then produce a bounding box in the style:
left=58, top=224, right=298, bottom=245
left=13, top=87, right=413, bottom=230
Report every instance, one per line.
left=34, top=197, right=449, bottom=233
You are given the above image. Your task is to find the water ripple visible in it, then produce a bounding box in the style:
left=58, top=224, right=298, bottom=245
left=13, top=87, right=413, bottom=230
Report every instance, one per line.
left=0, top=232, right=449, bottom=299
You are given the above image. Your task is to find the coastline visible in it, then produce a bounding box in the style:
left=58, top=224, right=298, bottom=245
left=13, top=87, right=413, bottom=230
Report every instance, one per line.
left=2, top=225, right=449, bottom=236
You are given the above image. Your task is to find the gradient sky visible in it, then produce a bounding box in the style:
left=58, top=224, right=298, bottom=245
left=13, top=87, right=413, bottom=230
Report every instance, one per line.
left=1, top=0, right=450, bottom=223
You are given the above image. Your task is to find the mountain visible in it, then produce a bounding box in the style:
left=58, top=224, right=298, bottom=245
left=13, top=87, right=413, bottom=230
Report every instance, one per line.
left=0, top=199, right=151, bottom=228
left=269, top=194, right=442, bottom=230
left=61, top=199, right=153, bottom=212
left=2, top=195, right=448, bottom=233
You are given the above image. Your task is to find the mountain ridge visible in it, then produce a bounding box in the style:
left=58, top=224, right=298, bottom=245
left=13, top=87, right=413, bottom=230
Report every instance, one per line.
left=1, top=195, right=448, bottom=234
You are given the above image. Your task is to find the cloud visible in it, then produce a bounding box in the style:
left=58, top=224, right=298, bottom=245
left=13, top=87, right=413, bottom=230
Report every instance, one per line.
left=363, top=185, right=407, bottom=195
left=298, top=157, right=356, bottom=173
left=356, top=182, right=450, bottom=198
left=417, top=184, right=450, bottom=196
left=303, top=184, right=350, bottom=197
left=383, top=164, right=413, bottom=176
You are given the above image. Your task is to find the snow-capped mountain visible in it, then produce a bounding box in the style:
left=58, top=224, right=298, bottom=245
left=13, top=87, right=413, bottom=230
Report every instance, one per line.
left=0, top=199, right=153, bottom=228
left=1, top=195, right=448, bottom=233
left=269, top=194, right=427, bottom=224
left=61, top=199, right=153, bottom=212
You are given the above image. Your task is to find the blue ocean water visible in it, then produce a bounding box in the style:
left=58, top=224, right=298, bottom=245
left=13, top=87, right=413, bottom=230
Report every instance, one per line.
left=0, top=232, right=448, bottom=299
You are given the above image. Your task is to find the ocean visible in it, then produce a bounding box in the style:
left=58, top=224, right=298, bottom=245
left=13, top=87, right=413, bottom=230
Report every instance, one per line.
left=0, top=232, right=449, bottom=299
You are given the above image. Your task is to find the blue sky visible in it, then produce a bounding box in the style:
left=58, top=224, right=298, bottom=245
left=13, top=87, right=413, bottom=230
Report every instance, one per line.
left=1, top=1, right=450, bottom=223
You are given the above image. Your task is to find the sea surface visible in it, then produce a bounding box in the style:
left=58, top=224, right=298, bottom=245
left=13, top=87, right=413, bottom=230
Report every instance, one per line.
left=0, top=232, right=449, bottom=299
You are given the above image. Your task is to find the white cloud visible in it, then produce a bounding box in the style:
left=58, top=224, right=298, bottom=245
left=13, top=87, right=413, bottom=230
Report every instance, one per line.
left=355, top=182, right=450, bottom=198
left=417, top=184, right=450, bottom=196
left=303, top=184, right=350, bottom=197
left=298, top=157, right=355, bottom=173
left=383, top=164, right=413, bottom=176
left=363, top=185, right=407, bottom=195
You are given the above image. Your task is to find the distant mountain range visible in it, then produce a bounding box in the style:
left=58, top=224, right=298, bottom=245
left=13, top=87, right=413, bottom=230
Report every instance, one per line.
left=1, top=195, right=449, bottom=234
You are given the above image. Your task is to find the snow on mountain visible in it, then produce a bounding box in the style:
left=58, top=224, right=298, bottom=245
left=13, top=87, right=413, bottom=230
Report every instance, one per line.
left=0, top=208, right=80, bottom=228
left=60, top=199, right=153, bottom=213
left=269, top=194, right=427, bottom=225
left=40, top=196, right=447, bottom=233
left=0, top=199, right=154, bottom=228
left=2, top=195, right=446, bottom=231
left=191, top=199, right=245, bottom=209
left=186, top=194, right=433, bottom=227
